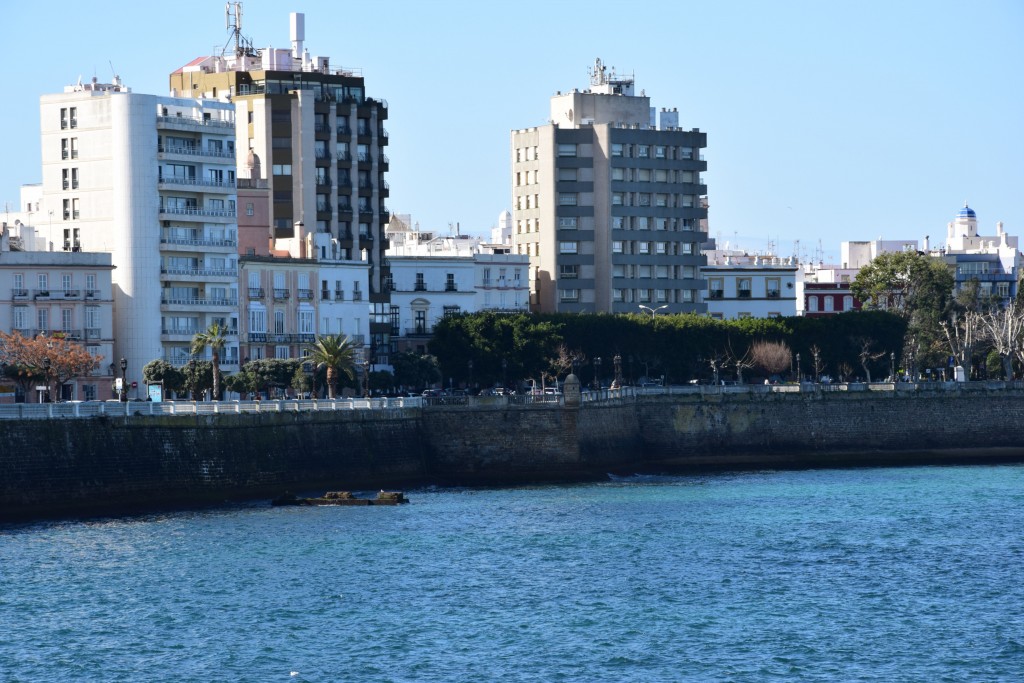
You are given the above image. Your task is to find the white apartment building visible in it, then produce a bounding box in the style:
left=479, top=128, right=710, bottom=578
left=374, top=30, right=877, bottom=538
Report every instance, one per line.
left=701, top=248, right=800, bottom=319
left=38, top=78, right=240, bottom=386
left=0, top=227, right=115, bottom=401
left=385, top=232, right=529, bottom=354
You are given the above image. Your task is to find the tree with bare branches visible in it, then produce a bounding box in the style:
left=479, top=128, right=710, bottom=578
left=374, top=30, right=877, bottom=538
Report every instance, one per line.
left=979, top=298, right=1024, bottom=380
left=856, top=337, right=886, bottom=382
left=751, top=340, right=791, bottom=377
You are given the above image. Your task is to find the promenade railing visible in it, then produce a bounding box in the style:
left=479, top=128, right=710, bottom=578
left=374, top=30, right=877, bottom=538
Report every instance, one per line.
left=2, top=380, right=1022, bottom=420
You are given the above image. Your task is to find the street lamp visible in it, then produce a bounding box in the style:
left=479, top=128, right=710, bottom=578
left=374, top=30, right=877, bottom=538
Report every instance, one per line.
left=188, top=357, right=196, bottom=401
left=42, top=356, right=51, bottom=403
left=119, top=357, right=128, bottom=402
left=638, top=304, right=668, bottom=319
left=795, top=353, right=801, bottom=383
left=890, top=352, right=896, bottom=382
left=501, top=357, right=508, bottom=389
left=362, top=359, right=370, bottom=398
left=467, top=360, right=474, bottom=391
left=613, top=353, right=622, bottom=388
left=812, top=348, right=820, bottom=383
left=593, top=356, right=602, bottom=390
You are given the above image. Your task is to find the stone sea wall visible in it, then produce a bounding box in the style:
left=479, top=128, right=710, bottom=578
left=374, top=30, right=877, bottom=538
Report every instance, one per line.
left=2, top=390, right=1023, bottom=519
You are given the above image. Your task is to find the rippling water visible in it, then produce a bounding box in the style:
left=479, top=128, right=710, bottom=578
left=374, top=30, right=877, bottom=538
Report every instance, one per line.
left=3, top=465, right=1024, bottom=682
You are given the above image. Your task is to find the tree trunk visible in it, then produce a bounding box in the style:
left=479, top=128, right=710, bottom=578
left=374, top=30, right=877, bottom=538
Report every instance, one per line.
left=212, top=351, right=220, bottom=401
left=327, top=367, right=336, bottom=399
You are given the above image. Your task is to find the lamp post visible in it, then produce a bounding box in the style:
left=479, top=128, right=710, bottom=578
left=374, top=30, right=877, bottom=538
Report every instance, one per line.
left=188, top=357, right=196, bottom=401
left=613, top=353, right=622, bottom=388
left=890, top=352, right=896, bottom=382
left=362, top=359, right=370, bottom=398
left=467, top=360, right=474, bottom=392
left=119, top=357, right=127, bottom=402
left=501, top=357, right=508, bottom=390
left=593, top=356, right=602, bottom=390
left=42, top=356, right=51, bottom=403
left=795, top=353, right=801, bottom=383
left=638, top=304, right=668, bottom=319
left=812, top=348, right=820, bottom=383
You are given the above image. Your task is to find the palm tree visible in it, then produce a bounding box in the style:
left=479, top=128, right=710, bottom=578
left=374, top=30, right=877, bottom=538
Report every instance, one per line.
left=309, top=334, right=356, bottom=399
left=191, top=321, right=229, bottom=400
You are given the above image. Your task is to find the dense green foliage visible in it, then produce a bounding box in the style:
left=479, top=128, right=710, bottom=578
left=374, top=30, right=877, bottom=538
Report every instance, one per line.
left=428, top=310, right=907, bottom=386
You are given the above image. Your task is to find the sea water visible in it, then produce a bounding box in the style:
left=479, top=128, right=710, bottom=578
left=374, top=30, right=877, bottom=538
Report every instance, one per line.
left=2, top=465, right=1024, bottom=682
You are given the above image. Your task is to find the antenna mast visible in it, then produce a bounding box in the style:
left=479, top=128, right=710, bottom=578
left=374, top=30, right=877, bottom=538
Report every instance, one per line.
left=223, top=2, right=259, bottom=58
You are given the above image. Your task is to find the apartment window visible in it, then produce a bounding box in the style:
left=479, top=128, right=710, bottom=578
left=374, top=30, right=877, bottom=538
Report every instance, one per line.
left=738, top=312, right=752, bottom=319
left=710, top=312, right=724, bottom=320
left=638, top=289, right=652, bottom=303
left=558, top=168, right=578, bottom=181
left=655, top=145, right=666, bottom=159
left=824, top=297, right=835, bottom=312
left=558, top=193, right=578, bottom=206
left=612, top=193, right=624, bottom=206
left=61, top=308, right=73, bottom=332
left=682, top=289, right=695, bottom=303
left=656, top=289, right=668, bottom=303
left=38, top=274, right=48, bottom=291
left=446, top=273, right=457, bottom=292
left=298, top=308, right=314, bottom=334
left=60, top=108, right=68, bottom=129
left=844, top=295, right=855, bottom=311
left=414, top=273, right=426, bottom=291
left=245, top=202, right=255, bottom=217
left=61, top=138, right=69, bottom=160
left=637, top=145, right=650, bottom=158
left=655, top=242, right=667, bottom=255
left=613, top=289, right=625, bottom=303
left=557, top=143, right=577, bottom=157
left=559, top=264, right=578, bottom=279
left=558, top=217, right=577, bottom=229
left=559, top=289, right=579, bottom=302
left=612, top=241, right=624, bottom=254
left=638, top=193, right=651, bottom=207
left=682, top=243, right=695, bottom=255
left=275, top=346, right=290, bottom=359
left=708, top=278, right=724, bottom=299
left=13, top=306, right=28, bottom=330
left=766, top=278, right=781, bottom=298
left=37, top=308, right=49, bottom=332
left=559, top=241, right=578, bottom=254
left=611, top=143, right=623, bottom=157
left=638, top=242, right=651, bottom=255
left=636, top=217, right=649, bottom=231
left=681, top=147, right=694, bottom=160
left=656, top=194, right=669, bottom=207
left=737, top=278, right=752, bottom=298
left=274, top=310, right=285, bottom=335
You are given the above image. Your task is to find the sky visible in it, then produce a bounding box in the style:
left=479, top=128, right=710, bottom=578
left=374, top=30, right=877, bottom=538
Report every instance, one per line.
left=2, top=0, right=1022, bottom=264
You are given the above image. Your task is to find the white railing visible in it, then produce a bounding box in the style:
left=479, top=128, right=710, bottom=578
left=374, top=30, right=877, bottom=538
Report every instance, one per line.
left=0, top=397, right=424, bottom=420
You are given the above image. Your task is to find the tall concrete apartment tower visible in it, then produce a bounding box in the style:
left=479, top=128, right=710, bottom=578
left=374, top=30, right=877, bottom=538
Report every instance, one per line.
left=170, top=9, right=393, bottom=361
left=511, top=60, right=708, bottom=314
left=39, top=79, right=240, bottom=386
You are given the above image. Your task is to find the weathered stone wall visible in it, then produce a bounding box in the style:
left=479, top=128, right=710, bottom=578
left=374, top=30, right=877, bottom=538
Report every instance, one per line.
left=633, top=389, right=1024, bottom=467
left=2, top=390, right=1023, bottom=519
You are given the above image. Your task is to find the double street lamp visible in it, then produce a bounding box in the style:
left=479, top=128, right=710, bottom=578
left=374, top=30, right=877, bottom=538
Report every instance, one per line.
left=638, top=304, right=668, bottom=319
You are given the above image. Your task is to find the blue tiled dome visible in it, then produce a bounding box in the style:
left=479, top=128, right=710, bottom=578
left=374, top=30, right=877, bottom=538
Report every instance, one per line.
left=958, top=203, right=976, bottom=218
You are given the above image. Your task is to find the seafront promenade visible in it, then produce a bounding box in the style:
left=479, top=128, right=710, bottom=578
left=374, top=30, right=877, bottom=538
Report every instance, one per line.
left=1, top=379, right=1022, bottom=420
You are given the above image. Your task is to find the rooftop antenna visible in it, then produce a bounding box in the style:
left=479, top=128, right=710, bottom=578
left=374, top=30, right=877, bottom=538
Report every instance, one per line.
left=223, top=2, right=259, bottom=58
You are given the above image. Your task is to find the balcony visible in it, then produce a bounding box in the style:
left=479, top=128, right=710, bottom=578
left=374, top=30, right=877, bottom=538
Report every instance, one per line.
left=352, top=291, right=363, bottom=302
left=162, top=327, right=201, bottom=337
left=11, top=289, right=28, bottom=299
left=273, top=288, right=290, bottom=300
left=445, top=284, right=458, bottom=292
left=248, top=287, right=265, bottom=299
left=160, top=267, right=238, bottom=278
left=707, top=290, right=724, bottom=299
left=334, top=290, right=345, bottom=301
left=33, top=289, right=51, bottom=299
left=85, top=289, right=101, bottom=299
left=405, top=326, right=433, bottom=337
left=414, top=283, right=427, bottom=292
left=159, top=206, right=237, bottom=220
left=161, top=296, right=238, bottom=308
left=337, top=125, right=351, bottom=136
left=348, top=334, right=365, bottom=346
left=321, top=290, right=331, bottom=300
left=357, top=152, right=372, bottom=163
left=158, top=144, right=234, bottom=160
left=297, top=289, right=314, bottom=301
left=337, top=150, right=352, bottom=162
left=158, top=176, right=236, bottom=191
left=767, top=290, right=781, bottom=299
left=84, top=328, right=103, bottom=339
left=161, top=235, right=238, bottom=249
left=157, top=115, right=234, bottom=131
left=737, top=290, right=752, bottom=299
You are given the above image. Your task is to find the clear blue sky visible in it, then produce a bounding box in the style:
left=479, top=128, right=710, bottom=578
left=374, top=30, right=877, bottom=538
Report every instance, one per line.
left=3, top=1, right=1022, bottom=264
